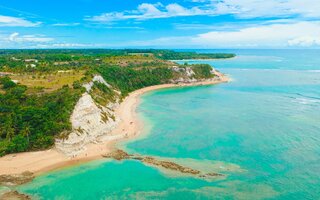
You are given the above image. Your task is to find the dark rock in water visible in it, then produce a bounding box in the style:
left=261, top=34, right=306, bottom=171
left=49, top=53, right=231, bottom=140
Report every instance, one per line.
left=0, top=191, right=31, bottom=200
left=131, top=156, right=143, bottom=161
left=142, top=157, right=200, bottom=175
left=102, top=149, right=131, bottom=160
left=0, top=171, right=34, bottom=186
left=200, top=172, right=224, bottom=178
left=103, top=149, right=224, bottom=178
left=205, top=172, right=224, bottom=177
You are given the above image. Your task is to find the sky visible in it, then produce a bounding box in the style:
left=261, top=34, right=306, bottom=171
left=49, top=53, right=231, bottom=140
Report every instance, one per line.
left=0, top=0, right=320, bottom=49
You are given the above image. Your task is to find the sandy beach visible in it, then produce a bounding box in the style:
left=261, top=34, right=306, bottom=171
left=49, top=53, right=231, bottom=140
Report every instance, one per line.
left=0, top=75, right=229, bottom=176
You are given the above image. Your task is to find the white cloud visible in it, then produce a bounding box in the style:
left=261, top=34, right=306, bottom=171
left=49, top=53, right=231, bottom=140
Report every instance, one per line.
left=8, top=32, right=53, bottom=43
left=87, top=0, right=320, bottom=23
left=8, top=32, right=19, bottom=41
left=52, top=23, right=80, bottom=27
left=86, top=3, right=212, bottom=22
left=287, top=0, right=320, bottom=18
left=192, top=22, right=320, bottom=47
left=288, top=36, right=320, bottom=47
left=126, top=22, right=320, bottom=48
left=190, top=0, right=208, bottom=2
left=174, top=21, right=258, bottom=30
left=138, top=3, right=163, bottom=16
left=0, top=15, right=41, bottom=27
left=212, top=0, right=320, bottom=18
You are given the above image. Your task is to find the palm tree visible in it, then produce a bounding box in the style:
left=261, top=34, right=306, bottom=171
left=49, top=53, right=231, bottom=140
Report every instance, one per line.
left=5, top=125, right=15, bottom=142
left=21, top=124, right=31, bottom=144
left=4, top=115, right=15, bottom=141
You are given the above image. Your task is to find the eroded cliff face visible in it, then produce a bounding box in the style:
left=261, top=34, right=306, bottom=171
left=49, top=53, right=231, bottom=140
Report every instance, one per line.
left=170, top=66, right=222, bottom=84
left=55, top=67, right=225, bottom=157
left=55, top=76, right=120, bottom=156
left=82, top=75, right=112, bottom=92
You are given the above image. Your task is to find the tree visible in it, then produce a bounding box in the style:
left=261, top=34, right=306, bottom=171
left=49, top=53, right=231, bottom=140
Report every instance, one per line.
left=3, top=114, right=15, bottom=141
left=0, top=77, right=16, bottom=89
left=8, top=134, right=28, bottom=153
left=20, top=123, right=31, bottom=144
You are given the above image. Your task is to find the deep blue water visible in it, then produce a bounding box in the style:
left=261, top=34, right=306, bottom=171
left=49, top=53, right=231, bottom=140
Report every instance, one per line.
left=16, top=49, right=320, bottom=199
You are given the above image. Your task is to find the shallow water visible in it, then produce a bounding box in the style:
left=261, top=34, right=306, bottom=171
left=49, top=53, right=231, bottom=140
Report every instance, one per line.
left=18, top=50, right=320, bottom=199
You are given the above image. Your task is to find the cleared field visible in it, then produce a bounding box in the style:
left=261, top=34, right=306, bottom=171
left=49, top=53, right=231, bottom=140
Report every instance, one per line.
left=9, top=70, right=84, bottom=92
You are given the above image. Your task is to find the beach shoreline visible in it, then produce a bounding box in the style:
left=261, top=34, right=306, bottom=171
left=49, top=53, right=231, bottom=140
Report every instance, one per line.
left=0, top=75, right=229, bottom=177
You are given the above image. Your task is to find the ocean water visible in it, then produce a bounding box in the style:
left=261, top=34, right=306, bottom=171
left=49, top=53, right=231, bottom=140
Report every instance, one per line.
left=17, top=50, right=320, bottom=199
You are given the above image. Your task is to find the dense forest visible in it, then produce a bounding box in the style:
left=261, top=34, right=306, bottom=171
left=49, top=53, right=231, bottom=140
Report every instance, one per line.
left=0, top=49, right=233, bottom=155
left=96, top=64, right=214, bottom=96
left=0, top=77, right=83, bottom=155
left=97, top=65, right=173, bottom=96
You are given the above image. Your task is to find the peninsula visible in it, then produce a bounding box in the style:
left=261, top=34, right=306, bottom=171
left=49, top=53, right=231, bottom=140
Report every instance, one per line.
left=0, top=49, right=233, bottom=178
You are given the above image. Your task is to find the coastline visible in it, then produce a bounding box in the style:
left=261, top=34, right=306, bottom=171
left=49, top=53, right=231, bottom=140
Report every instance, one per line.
left=170, top=57, right=236, bottom=62
left=0, top=75, right=229, bottom=176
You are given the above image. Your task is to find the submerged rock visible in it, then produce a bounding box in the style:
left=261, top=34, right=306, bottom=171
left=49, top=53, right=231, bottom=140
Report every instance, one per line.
left=0, top=191, right=31, bottom=200
left=142, top=157, right=200, bottom=175
left=104, top=149, right=225, bottom=178
left=102, top=149, right=131, bottom=160
left=0, top=171, right=34, bottom=186
left=199, top=172, right=224, bottom=178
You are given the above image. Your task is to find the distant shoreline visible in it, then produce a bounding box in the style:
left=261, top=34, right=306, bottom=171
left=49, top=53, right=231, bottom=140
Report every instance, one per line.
left=170, top=57, right=237, bottom=62
left=0, top=73, right=229, bottom=177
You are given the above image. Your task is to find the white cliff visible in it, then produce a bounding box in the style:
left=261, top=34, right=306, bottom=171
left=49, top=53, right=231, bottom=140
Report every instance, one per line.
left=55, top=76, right=120, bottom=156
left=82, top=75, right=112, bottom=92
left=171, top=66, right=222, bottom=84
left=55, top=68, right=225, bottom=156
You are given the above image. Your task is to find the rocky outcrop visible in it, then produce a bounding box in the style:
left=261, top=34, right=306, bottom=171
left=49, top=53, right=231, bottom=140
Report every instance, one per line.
left=0, top=191, right=31, bottom=200
left=55, top=76, right=120, bottom=156
left=171, top=66, right=196, bottom=83
left=102, top=149, right=224, bottom=178
left=170, top=66, right=223, bottom=84
left=0, top=171, right=34, bottom=186
left=0, top=172, right=34, bottom=200
left=102, top=149, right=130, bottom=160
left=141, top=156, right=200, bottom=175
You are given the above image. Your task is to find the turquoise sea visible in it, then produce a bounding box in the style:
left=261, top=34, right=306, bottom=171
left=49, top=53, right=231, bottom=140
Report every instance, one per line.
left=15, top=50, right=320, bottom=199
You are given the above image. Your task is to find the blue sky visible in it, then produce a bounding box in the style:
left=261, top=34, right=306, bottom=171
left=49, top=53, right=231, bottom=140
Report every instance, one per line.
left=0, top=0, right=320, bottom=48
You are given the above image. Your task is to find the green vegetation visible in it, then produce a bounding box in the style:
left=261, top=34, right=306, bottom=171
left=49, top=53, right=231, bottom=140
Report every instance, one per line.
left=0, top=49, right=235, bottom=72
left=89, top=81, right=119, bottom=106
left=191, top=64, right=215, bottom=79
left=96, top=64, right=215, bottom=97
left=0, top=77, right=83, bottom=156
left=96, top=65, right=174, bottom=96
left=0, top=49, right=234, bottom=156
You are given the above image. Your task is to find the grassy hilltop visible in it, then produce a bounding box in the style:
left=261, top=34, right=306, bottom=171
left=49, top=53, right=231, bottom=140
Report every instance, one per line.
left=0, top=49, right=235, bottom=155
